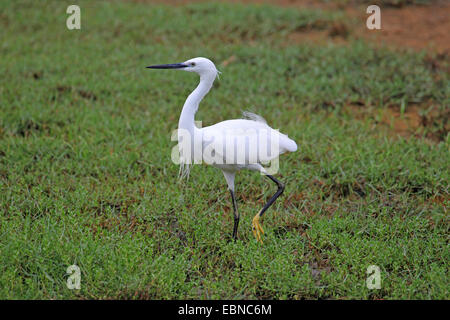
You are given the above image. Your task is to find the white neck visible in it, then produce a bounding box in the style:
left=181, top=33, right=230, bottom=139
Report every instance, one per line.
left=178, top=72, right=216, bottom=133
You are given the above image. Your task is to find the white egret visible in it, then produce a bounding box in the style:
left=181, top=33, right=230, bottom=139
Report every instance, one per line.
left=147, top=57, right=297, bottom=243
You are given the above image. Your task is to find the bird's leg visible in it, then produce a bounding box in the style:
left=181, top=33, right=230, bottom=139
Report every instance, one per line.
left=229, top=189, right=240, bottom=240
left=252, top=175, right=285, bottom=243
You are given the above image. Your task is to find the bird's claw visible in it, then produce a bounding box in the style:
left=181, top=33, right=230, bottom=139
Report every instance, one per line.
left=252, top=214, right=264, bottom=244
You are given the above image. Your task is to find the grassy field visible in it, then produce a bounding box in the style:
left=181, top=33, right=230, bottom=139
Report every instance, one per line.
left=0, top=0, right=448, bottom=299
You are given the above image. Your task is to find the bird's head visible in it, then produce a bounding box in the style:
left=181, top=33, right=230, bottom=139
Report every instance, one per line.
left=146, top=57, right=219, bottom=79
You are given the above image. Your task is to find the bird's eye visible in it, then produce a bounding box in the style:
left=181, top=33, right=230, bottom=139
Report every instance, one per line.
left=190, top=62, right=196, bottom=66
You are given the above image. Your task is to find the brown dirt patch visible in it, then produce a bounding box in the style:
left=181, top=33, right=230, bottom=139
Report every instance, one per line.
left=354, top=3, right=450, bottom=54
left=348, top=103, right=449, bottom=142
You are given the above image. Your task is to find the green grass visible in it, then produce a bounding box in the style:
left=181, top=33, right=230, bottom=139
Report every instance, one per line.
left=0, top=0, right=448, bottom=299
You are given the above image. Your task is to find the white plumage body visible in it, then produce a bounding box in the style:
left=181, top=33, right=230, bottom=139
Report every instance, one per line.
left=200, top=117, right=297, bottom=171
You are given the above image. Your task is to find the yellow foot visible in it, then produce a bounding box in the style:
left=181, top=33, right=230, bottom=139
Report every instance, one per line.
left=252, top=213, right=264, bottom=244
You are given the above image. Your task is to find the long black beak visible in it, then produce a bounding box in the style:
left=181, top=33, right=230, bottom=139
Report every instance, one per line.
left=146, top=63, right=188, bottom=69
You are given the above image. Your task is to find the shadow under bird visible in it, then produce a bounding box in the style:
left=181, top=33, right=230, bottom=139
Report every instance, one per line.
left=146, top=57, right=297, bottom=243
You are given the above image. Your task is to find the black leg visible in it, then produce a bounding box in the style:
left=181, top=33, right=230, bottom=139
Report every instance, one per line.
left=259, top=175, right=285, bottom=218
left=252, top=174, right=285, bottom=243
left=229, top=189, right=240, bottom=240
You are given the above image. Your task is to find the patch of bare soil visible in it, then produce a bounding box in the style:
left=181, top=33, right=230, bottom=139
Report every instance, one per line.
left=348, top=103, right=449, bottom=142
left=354, top=3, right=450, bottom=55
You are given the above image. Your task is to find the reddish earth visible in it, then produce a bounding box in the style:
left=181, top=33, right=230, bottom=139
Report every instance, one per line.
left=353, top=3, right=450, bottom=54
left=347, top=103, right=449, bottom=142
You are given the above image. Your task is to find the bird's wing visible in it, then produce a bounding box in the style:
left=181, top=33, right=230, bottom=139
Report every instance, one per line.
left=201, top=119, right=297, bottom=165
